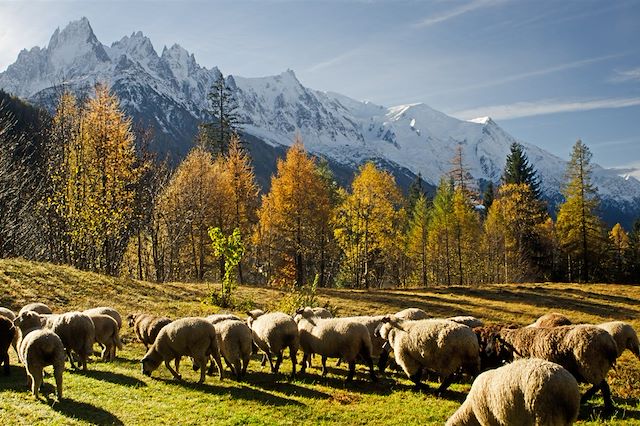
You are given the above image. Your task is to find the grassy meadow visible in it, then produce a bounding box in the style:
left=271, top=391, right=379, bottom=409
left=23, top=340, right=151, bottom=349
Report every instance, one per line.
left=1, top=258, right=640, bottom=425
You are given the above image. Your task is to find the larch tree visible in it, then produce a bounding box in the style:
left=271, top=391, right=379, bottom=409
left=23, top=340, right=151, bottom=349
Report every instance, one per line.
left=334, top=162, right=404, bottom=289
left=609, top=223, right=630, bottom=282
left=407, top=194, right=430, bottom=287
left=427, top=178, right=455, bottom=285
left=255, top=138, right=331, bottom=287
left=556, top=140, right=605, bottom=282
left=203, top=72, right=241, bottom=156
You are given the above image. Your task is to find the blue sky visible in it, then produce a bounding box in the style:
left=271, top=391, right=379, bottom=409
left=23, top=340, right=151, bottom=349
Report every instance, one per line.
left=1, top=0, right=639, bottom=170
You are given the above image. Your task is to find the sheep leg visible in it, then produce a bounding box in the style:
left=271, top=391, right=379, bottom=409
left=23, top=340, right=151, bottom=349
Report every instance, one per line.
left=29, top=368, right=43, bottom=400
left=54, top=363, right=64, bottom=400
left=410, top=368, right=425, bottom=390
left=321, top=356, right=329, bottom=377
left=212, top=352, right=224, bottom=380
left=437, top=374, right=455, bottom=394
left=581, top=382, right=602, bottom=403
left=2, top=352, right=9, bottom=376
left=232, top=359, right=242, bottom=380
left=289, top=345, right=297, bottom=378
left=165, top=359, right=182, bottom=380
left=174, top=357, right=181, bottom=375
left=66, top=349, right=78, bottom=369
left=196, top=357, right=207, bottom=384
left=346, top=361, right=356, bottom=382
left=273, top=352, right=283, bottom=373
left=377, top=347, right=390, bottom=373
left=265, top=351, right=276, bottom=373
left=600, top=380, right=615, bottom=415
left=260, top=353, right=267, bottom=367
left=300, top=353, right=310, bottom=373
left=360, top=348, right=378, bottom=383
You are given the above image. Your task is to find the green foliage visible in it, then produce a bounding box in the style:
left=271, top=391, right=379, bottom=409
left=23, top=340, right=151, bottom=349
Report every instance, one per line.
left=268, top=274, right=337, bottom=316
left=209, top=227, right=245, bottom=308
left=503, top=142, right=541, bottom=198
left=203, top=73, right=241, bottom=156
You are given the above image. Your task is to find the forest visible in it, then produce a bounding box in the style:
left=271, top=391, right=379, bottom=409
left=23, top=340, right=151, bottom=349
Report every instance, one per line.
left=0, top=82, right=639, bottom=294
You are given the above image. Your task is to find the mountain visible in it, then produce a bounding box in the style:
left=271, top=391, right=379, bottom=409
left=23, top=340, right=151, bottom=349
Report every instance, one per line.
left=1, top=18, right=639, bottom=225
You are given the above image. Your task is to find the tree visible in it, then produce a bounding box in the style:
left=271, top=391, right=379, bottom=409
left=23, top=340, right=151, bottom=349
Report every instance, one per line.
left=427, top=179, right=455, bottom=285
left=608, top=223, right=630, bottom=282
left=224, top=135, right=259, bottom=283
left=209, top=227, right=245, bottom=308
left=203, top=73, right=241, bottom=156
left=503, top=142, right=541, bottom=198
left=407, top=172, right=427, bottom=212
left=450, top=145, right=475, bottom=196
left=407, top=195, right=430, bottom=287
left=255, top=138, right=331, bottom=287
left=334, top=162, right=404, bottom=288
left=482, top=181, right=495, bottom=211
left=628, top=218, right=640, bottom=283
left=556, top=140, right=605, bottom=282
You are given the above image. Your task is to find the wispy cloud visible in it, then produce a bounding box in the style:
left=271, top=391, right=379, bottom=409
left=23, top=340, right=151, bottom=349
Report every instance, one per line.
left=414, top=0, right=507, bottom=28
left=430, top=52, right=626, bottom=96
left=609, top=67, right=640, bottom=83
left=306, top=48, right=362, bottom=73
left=452, top=97, right=640, bottom=121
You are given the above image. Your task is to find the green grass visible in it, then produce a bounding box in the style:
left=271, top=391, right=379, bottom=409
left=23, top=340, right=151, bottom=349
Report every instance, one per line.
left=1, top=258, right=640, bottom=425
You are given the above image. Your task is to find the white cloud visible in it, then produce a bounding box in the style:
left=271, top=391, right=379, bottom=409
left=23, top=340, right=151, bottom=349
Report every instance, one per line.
left=610, top=67, right=640, bottom=83
left=452, top=97, right=640, bottom=121
left=306, top=48, right=362, bottom=73
left=414, top=0, right=507, bottom=28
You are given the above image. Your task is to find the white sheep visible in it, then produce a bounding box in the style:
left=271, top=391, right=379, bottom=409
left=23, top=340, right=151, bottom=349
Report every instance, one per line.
left=48, top=311, right=96, bottom=370
left=141, top=317, right=224, bottom=384
left=309, top=307, right=333, bottom=319
left=84, top=307, right=123, bottom=329
left=207, top=318, right=252, bottom=380
left=247, top=309, right=299, bottom=376
left=378, top=317, right=480, bottom=392
left=13, top=311, right=65, bottom=400
left=206, top=314, right=242, bottom=324
left=395, top=308, right=429, bottom=320
left=526, top=312, right=572, bottom=328
left=86, top=313, right=123, bottom=361
left=446, top=358, right=580, bottom=426
left=18, top=303, right=52, bottom=316
left=498, top=325, right=618, bottom=413
left=447, top=316, right=484, bottom=328
left=128, top=313, right=172, bottom=348
left=295, top=307, right=377, bottom=383
left=597, top=321, right=640, bottom=360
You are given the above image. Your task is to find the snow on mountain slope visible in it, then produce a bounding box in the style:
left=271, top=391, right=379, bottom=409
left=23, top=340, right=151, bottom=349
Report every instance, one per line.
left=1, top=17, right=639, bottom=213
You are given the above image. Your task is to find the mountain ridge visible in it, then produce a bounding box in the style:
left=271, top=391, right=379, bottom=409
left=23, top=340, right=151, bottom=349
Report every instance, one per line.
left=1, top=17, right=638, bottom=225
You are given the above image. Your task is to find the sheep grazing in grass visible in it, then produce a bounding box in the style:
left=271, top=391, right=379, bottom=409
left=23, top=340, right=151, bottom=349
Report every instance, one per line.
left=527, top=312, right=572, bottom=328
left=309, top=307, right=333, bottom=319
left=86, top=313, right=122, bottom=361
left=295, top=307, right=377, bottom=383
left=13, top=311, right=65, bottom=400
left=206, top=318, right=252, bottom=380
left=395, top=308, right=429, bottom=321
left=18, top=303, right=52, bottom=316
left=247, top=309, right=299, bottom=377
left=474, top=324, right=518, bottom=372
left=0, top=307, right=18, bottom=357
left=48, top=312, right=96, bottom=370
left=446, top=358, right=580, bottom=426
left=377, top=317, right=479, bottom=393
left=84, top=307, right=122, bottom=330
left=0, top=316, right=15, bottom=375
left=447, top=316, right=484, bottom=329
left=141, top=317, right=224, bottom=384
left=597, top=321, right=640, bottom=360
left=498, top=325, right=618, bottom=413
left=128, top=313, right=172, bottom=348
left=206, top=314, right=242, bottom=324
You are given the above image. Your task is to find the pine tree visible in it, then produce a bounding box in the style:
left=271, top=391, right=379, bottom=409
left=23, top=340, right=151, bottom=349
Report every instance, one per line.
left=628, top=218, right=640, bottom=282
left=407, top=195, right=430, bottom=287
left=482, top=181, right=495, bottom=211
left=407, top=172, right=426, bottom=212
left=426, top=178, right=455, bottom=285
left=334, top=162, right=404, bottom=288
left=503, top=142, right=541, bottom=199
left=204, top=73, right=241, bottom=156
left=556, top=140, right=605, bottom=282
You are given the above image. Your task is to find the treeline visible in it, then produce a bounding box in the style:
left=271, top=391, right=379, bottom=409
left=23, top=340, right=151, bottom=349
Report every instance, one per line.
left=0, top=85, right=639, bottom=286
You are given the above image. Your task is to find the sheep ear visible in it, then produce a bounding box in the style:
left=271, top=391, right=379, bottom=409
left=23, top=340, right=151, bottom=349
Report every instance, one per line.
left=295, top=308, right=304, bottom=315
left=381, top=315, right=391, bottom=324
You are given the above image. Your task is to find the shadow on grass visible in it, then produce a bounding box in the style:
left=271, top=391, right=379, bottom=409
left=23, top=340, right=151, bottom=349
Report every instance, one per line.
left=74, top=369, right=147, bottom=388
left=579, top=397, right=640, bottom=422
left=0, top=365, right=29, bottom=392
left=156, top=377, right=305, bottom=407
left=50, top=397, right=124, bottom=425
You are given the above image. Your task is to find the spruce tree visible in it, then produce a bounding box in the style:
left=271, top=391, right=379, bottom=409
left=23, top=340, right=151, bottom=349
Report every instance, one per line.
left=204, top=73, right=241, bottom=156
left=407, top=172, right=426, bottom=212
left=503, top=142, right=541, bottom=198
left=483, top=181, right=495, bottom=211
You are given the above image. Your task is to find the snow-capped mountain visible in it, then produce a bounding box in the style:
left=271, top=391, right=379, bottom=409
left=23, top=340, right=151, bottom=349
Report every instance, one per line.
left=1, top=18, right=639, bottom=224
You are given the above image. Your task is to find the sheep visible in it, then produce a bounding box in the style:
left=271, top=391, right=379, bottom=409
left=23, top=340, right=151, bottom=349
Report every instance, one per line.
left=474, top=324, right=517, bottom=372
left=18, top=303, right=53, bottom=316
left=13, top=311, right=65, bottom=400
left=128, top=313, right=172, bottom=348
left=446, top=358, right=580, bottom=426
left=498, top=325, right=618, bottom=413
left=84, top=307, right=122, bottom=330
left=246, top=309, right=299, bottom=376
left=0, top=307, right=19, bottom=357
left=309, top=307, right=333, bottom=319
left=596, top=321, right=640, bottom=360
left=377, top=317, right=480, bottom=392
left=48, top=311, right=96, bottom=370
left=206, top=318, right=252, bottom=380
left=395, top=308, right=429, bottom=320
left=0, top=316, right=15, bottom=375
left=448, top=316, right=484, bottom=329
left=86, top=313, right=123, bottom=361
left=141, top=317, right=224, bottom=384
left=527, top=312, right=572, bottom=328
left=206, top=314, right=242, bottom=324
left=295, top=307, right=377, bottom=383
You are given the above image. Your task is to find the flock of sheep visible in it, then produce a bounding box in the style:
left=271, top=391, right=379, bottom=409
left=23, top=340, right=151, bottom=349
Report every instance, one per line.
left=1, top=302, right=639, bottom=425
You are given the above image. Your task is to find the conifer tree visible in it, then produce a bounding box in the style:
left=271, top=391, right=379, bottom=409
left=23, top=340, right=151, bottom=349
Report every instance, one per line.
left=407, top=172, right=426, bottom=212
left=407, top=194, right=430, bottom=287
left=483, top=181, right=495, bottom=211
left=426, top=178, right=455, bottom=285
left=503, top=142, right=541, bottom=198
left=204, top=73, right=241, bottom=156
left=556, top=140, right=605, bottom=282
left=628, top=218, right=640, bottom=282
